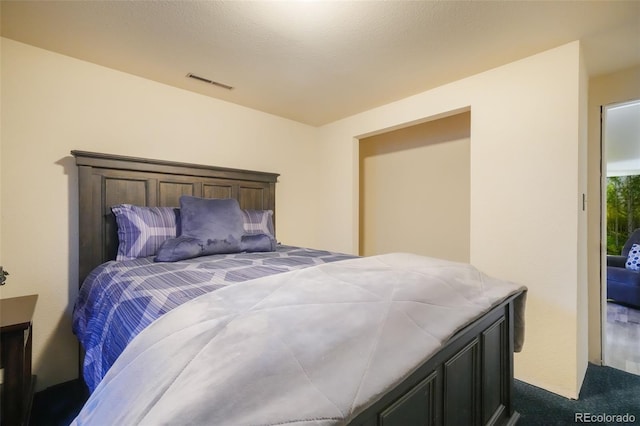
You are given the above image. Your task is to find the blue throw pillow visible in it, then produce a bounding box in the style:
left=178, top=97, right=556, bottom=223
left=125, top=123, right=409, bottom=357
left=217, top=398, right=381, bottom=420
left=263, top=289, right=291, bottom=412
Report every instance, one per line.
left=626, top=243, right=640, bottom=271
left=155, top=196, right=248, bottom=262
left=111, top=205, right=179, bottom=260
left=180, top=196, right=245, bottom=254
left=240, top=233, right=277, bottom=252
left=154, top=236, right=204, bottom=262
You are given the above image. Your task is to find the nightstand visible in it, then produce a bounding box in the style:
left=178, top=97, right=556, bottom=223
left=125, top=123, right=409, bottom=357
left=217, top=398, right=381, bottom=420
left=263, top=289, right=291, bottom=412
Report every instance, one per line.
left=1, top=294, right=38, bottom=426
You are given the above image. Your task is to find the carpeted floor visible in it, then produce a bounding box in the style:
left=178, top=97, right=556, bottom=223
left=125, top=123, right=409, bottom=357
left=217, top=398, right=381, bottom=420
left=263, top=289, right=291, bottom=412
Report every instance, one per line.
left=30, top=363, right=639, bottom=425
left=30, top=379, right=88, bottom=426
left=514, top=363, right=640, bottom=425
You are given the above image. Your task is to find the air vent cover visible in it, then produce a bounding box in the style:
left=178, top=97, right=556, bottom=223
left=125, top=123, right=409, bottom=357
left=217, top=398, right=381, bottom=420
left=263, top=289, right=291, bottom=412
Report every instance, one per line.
left=186, top=73, right=234, bottom=90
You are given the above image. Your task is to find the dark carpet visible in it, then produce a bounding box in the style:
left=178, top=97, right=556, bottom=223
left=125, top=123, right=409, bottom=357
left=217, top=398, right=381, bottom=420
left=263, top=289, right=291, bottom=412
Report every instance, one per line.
left=29, top=363, right=639, bottom=425
left=514, top=363, right=640, bottom=425
left=29, top=379, right=88, bottom=426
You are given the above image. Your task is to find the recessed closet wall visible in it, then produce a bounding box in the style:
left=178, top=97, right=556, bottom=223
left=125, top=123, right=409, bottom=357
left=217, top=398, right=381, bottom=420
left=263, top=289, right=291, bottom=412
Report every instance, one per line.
left=359, top=111, right=470, bottom=261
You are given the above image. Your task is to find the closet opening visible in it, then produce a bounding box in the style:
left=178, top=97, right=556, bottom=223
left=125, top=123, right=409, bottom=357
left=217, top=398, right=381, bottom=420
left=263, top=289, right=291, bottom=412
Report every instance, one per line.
left=358, top=111, right=471, bottom=261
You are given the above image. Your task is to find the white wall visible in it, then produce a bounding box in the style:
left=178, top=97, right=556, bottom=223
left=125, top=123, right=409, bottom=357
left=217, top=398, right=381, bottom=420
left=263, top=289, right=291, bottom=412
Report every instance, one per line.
left=317, top=42, right=588, bottom=398
left=0, top=38, right=322, bottom=389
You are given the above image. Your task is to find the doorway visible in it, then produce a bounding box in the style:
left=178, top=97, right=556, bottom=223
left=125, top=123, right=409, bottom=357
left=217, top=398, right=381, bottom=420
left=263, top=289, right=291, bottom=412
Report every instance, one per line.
left=602, top=99, right=640, bottom=375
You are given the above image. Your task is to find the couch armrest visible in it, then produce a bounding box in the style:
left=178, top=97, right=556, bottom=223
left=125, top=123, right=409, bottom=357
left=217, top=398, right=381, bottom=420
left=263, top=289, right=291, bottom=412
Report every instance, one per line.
left=607, top=255, right=627, bottom=268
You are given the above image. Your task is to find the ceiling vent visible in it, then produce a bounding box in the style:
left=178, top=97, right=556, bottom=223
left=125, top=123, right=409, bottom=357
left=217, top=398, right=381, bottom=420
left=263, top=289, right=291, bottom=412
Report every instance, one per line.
left=186, top=73, right=234, bottom=90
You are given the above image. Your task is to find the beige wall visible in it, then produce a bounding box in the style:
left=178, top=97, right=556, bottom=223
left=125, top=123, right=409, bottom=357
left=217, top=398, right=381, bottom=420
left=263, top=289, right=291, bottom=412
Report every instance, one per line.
left=317, top=42, right=588, bottom=398
left=359, top=112, right=470, bottom=261
left=587, top=65, right=640, bottom=365
left=0, top=38, right=322, bottom=389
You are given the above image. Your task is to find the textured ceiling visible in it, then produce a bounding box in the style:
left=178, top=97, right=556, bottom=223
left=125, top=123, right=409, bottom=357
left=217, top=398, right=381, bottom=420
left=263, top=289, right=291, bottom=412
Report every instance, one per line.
left=2, top=1, right=639, bottom=126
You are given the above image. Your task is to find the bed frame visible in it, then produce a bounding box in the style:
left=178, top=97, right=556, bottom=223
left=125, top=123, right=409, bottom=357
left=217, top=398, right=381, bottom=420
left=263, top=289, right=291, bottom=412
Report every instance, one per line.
left=73, top=150, right=521, bottom=426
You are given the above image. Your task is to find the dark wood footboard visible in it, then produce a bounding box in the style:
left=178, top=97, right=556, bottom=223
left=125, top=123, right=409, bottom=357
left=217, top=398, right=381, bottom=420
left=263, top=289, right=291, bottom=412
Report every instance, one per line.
left=350, top=293, right=521, bottom=426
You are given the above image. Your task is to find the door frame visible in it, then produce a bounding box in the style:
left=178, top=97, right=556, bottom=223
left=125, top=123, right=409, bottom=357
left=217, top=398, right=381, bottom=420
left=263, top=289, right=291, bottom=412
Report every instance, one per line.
left=600, top=98, right=640, bottom=366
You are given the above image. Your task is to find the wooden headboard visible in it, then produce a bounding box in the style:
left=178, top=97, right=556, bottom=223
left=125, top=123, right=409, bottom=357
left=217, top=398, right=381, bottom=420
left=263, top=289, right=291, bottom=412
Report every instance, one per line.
left=73, top=151, right=279, bottom=287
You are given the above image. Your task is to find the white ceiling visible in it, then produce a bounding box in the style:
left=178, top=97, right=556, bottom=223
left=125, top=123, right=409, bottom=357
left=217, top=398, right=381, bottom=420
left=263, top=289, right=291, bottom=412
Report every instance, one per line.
left=2, top=1, right=639, bottom=126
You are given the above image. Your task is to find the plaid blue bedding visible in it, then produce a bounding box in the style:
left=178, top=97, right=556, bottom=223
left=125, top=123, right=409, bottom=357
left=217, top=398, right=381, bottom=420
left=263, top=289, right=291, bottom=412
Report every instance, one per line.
left=72, top=245, right=355, bottom=392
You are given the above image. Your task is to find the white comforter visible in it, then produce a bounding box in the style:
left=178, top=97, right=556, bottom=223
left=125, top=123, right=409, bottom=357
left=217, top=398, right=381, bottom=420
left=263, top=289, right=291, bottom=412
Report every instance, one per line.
left=72, top=253, right=526, bottom=426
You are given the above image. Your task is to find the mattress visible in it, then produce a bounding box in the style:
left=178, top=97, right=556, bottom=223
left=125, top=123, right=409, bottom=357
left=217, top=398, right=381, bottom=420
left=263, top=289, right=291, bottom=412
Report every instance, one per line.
left=72, top=245, right=356, bottom=391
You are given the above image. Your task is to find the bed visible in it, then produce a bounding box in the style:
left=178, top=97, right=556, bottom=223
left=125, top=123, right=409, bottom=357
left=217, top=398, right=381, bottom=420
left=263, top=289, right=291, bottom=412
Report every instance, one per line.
left=71, top=150, right=526, bottom=425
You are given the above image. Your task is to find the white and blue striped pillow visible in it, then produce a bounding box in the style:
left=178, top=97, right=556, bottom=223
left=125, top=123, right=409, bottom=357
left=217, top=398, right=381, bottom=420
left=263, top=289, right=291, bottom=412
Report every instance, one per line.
left=112, top=205, right=179, bottom=261
left=241, top=209, right=275, bottom=238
